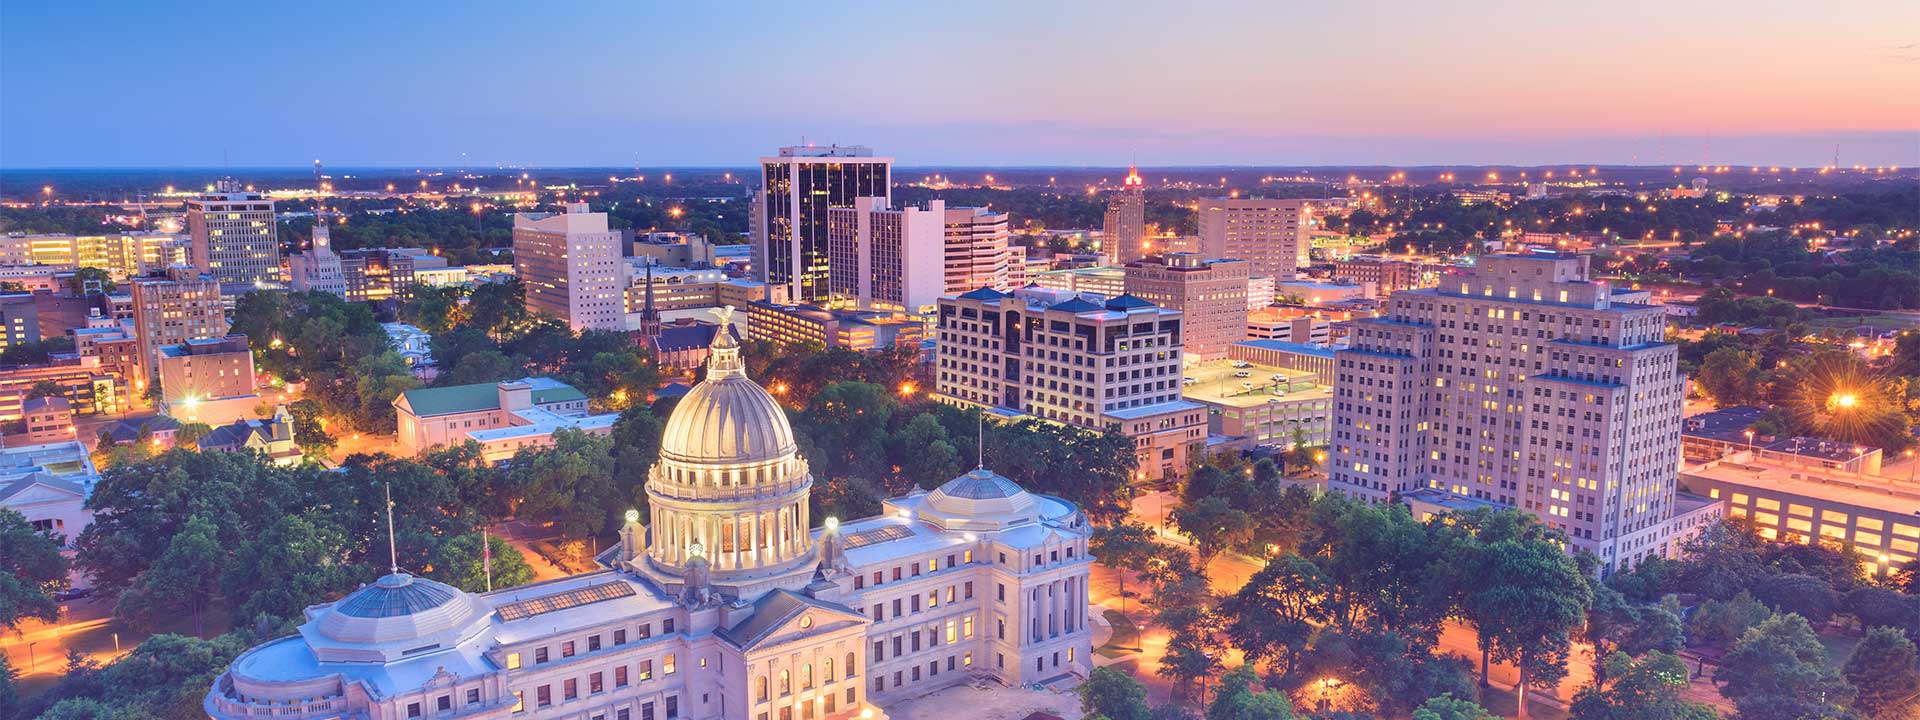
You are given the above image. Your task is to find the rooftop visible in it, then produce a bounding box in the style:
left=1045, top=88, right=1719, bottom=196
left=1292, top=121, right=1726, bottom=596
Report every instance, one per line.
left=1183, top=360, right=1331, bottom=409
left=397, top=377, right=586, bottom=417
left=1233, top=339, right=1338, bottom=359
left=1681, top=459, right=1920, bottom=516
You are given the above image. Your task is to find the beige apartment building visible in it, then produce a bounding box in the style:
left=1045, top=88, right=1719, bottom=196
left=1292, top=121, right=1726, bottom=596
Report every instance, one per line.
left=824, top=198, right=945, bottom=312
left=156, top=334, right=259, bottom=425
left=1122, top=253, right=1248, bottom=361
left=1196, top=198, right=1315, bottom=278
left=1329, top=254, right=1689, bottom=573
left=935, top=286, right=1206, bottom=481
left=943, top=205, right=1012, bottom=296
left=514, top=203, right=629, bottom=332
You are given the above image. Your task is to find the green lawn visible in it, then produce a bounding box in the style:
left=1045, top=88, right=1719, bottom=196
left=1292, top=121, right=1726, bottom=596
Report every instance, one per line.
left=1096, top=609, right=1142, bottom=658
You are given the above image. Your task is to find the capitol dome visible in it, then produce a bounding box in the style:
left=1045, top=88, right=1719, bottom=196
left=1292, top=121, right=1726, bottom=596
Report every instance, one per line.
left=659, top=328, right=797, bottom=465
left=642, top=307, right=816, bottom=591
left=306, top=573, right=490, bottom=661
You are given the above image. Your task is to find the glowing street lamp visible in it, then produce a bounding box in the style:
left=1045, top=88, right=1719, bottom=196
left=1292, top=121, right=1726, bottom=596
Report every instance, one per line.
left=1831, top=392, right=1859, bottom=410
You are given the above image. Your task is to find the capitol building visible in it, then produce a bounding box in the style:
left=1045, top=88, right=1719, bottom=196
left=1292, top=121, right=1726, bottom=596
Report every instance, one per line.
left=205, top=320, right=1095, bottom=720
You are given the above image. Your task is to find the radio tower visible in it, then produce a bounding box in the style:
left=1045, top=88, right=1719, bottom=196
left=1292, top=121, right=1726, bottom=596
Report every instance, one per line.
left=313, top=158, right=325, bottom=191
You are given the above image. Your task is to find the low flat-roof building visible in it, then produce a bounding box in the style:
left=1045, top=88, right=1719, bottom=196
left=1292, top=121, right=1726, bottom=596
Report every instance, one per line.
left=1682, top=406, right=1884, bottom=476
left=1182, top=360, right=1332, bottom=450
left=744, top=301, right=925, bottom=352
left=1228, top=340, right=1339, bottom=381
left=394, top=378, right=618, bottom=463
left=17, top=396, right=75, bottom=446
left=1681, top=454, right=1918, bottom=570
left=157, top=334, right=259, bottom=426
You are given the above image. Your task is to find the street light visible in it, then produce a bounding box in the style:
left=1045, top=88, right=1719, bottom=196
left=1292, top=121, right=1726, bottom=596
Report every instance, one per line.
left=1744, top=429, right=1756, bottom=457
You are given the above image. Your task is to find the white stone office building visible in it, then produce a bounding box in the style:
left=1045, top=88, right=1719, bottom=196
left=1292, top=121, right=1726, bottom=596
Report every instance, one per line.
left=1327, top=254, right=1688, bottom=573
left=208, top=328, right=1094, bottom=720
left=289, top=222, right=348, bottom=296
left=941, top=206, right=1011, bottom=296
left=515, top=204, right=630, bottom=332
left=823, top=198, right=945, bottom=312
left=187, top=178, right=280, bottom=293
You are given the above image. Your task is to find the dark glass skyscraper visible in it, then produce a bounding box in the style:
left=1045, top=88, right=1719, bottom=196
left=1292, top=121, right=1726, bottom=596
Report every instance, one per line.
left=752, top=146, right=892, bottom=304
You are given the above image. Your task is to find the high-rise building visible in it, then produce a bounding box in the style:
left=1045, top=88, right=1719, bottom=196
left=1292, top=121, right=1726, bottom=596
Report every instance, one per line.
left=1196, top=198, right=1315, bottom=278
left=156, top=335, right=260, bottom=425
left=207, top=332, right=1094, bottom=720
left=935, top=286, right=1207, bottom=481
left=130, top=269, right=227, bottom=388
left=823, top=197, right=944, bottom=311
left=186, top=178, right=280, bottom=293
left=287, top=223, right=347, bottom=296
left=513, top=203, right=629, bottom=332
left=752, top=145, right=893, bottom=304
left=1102, top=166, right=1146, bottom=265
left=1122, top=253, right=1249, bottom=360
left=1328, top=254, right=1687, bottom=573
left=943, top=205, right=1011, bottom=295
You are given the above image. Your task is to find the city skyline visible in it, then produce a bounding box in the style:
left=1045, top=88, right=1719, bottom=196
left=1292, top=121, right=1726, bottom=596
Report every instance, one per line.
left=3, top=2, right=1916, bottom=168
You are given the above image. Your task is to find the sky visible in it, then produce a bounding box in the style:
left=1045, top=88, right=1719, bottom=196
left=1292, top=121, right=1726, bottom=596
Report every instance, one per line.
left=2, top=1, right=1916, bottom=168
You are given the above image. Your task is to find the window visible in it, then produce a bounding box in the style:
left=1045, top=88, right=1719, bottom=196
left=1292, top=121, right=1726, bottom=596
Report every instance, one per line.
left=758, top=675, right=769, bottom=702
left=563, top=641, right=576, bottom=658
left=664, top=619, right=676, bottom=633
left=872, top=640, right=884, bottom=662
left=964, top=582, right=973, bottom=599
left=639, top=623, right=652, bottom=639
left=564, top=678, right=578, bottom=700
left=408, top=702, right=422, bottom=718
left=467, top=689, right=480, bottom=706
left=963, top=617, right=974, bottom=638
left=439, top=695, right=452, bottom=711
left=997, top=584, right=1005, bottom=601
left=535, top=647, right=550, bottom=664
left=803, top=663, right=814, bottom=689
left=616, top=666, right=629, bottom=687
left=780, top=669, right=792, bottom=695
left=512, top=691, right=525, bottom=713
left=846, top=652, right=857, bottom=678
left=825, top=657, right=835, bottom=681
left=664, top=654, right=677, bottom=674
left=589, top=635, right=602, bottom=652
left=506, top=652, right=522, bottom=669
left=666, top=696, right=678, bottom=719
left=640, top=659, right=654, bottom=680
left=614, top=629, right=627, bottom=645
left=892, top=567, right=902, bottom=581
left=536, top=685, right=552, bottom=707
left=590, top=672, right=604, bottom=694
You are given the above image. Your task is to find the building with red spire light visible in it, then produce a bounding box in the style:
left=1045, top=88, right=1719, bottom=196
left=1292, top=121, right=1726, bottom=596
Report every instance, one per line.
left=1102, top=164, right=1147, bottom=265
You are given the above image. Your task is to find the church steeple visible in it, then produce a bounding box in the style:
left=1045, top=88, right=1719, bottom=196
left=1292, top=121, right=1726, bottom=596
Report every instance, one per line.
left=638, top=258, right=661, bottom=337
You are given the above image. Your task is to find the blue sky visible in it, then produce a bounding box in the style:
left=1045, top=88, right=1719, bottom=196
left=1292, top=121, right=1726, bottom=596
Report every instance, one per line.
left=3, top=1, right=1915, bottom=168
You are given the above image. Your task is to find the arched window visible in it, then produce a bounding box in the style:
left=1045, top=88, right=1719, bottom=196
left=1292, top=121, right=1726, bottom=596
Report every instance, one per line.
left=802, top=663, right=813, bottom=689
left=845, top=652, right=857, bottom=678
left=780, top=669, right=791, bottom=695
left=757, top=675, right=768, bottom=702
left=824, top=657, right=834, bottom=682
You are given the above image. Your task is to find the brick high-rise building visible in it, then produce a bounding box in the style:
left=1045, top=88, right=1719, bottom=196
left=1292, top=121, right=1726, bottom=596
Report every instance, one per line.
left=935, top=286, right=1206, bottom=481
left=1122, top=253, right=1248, bottom=361
left=1328, top=254, right=1687, bottom=573
left=513, top=203, right=629, bottom=332
left=1102, top=165, right=1146, bottom=265
left=751, top=145, right=892, bottom=304
left=187, top=178, right=280, bottom=293
left=1196, top=198, right=1314, bottom=278
left=130, top=269, right=228, bottom=388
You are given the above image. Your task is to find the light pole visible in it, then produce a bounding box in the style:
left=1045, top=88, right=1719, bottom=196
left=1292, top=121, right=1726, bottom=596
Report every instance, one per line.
left=1744, top=429, right=1755, bottom=458
left=27, top=641, right=36, bottom=673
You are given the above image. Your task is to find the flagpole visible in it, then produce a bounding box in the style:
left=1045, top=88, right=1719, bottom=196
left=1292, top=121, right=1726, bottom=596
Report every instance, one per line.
left=482, top=525, right=493, bottom=592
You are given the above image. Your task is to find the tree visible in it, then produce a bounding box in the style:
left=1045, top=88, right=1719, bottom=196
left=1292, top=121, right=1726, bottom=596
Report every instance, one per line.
left=427, top=532, right=536, bottom=593
left=1841, top=586, right=1918, bottom=634
left=444, top=348, right=520, bottom=385
left=65, top=266, right=115, bottom=296
left=1670, top=520, right=1767, bottom=600
left=1844, top=627, right=1919, bottom=720
left=284, top=398, right=336, bottom=457
left=221, top=514, right=363, bottom=627
left=1461, top=537, right=1592, bottom=718
left=1092, top=522, right=1160, bottom=614
left=887, top=412, right=962, bottom=490
left=1569, top=651, right=1717, bottom=720
left=1159, top=620, right=1226, bottom=706
left=1696, top=347, right=1763, bottom=407
left=1222, top=553, right=1328, bottom=677
left=1206, top=666, right=1295, bottom=720
left=0, top=508, right=67, bottom=630
left=1171, top=496, right=1254, bottom=569
left=505, top=429, right=618, bottom=541
left=1719, top=613, right=1854, bottom=720
left=116, top=515, right=223, bottom=636
left=1411, top=694, right=1494, bottom=720
left=1750, top=572, right=1839, bottom=623
left=1080, top=666, right=1153, bottom=720
left=174, top=422, right=213, bottom=447
left=1687, top=591, right=1772, bottom=647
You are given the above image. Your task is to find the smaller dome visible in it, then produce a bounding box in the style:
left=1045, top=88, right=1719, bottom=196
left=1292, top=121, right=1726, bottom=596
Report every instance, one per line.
left=313, top=573, right=486, bottom=646
left=923, top=468, right=1039, bottom=526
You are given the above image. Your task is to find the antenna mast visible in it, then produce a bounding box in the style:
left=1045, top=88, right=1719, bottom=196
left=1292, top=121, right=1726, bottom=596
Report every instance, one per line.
left=385, top=481, right=398, bottom=574
left=976, top=412, right=985, bottom=469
